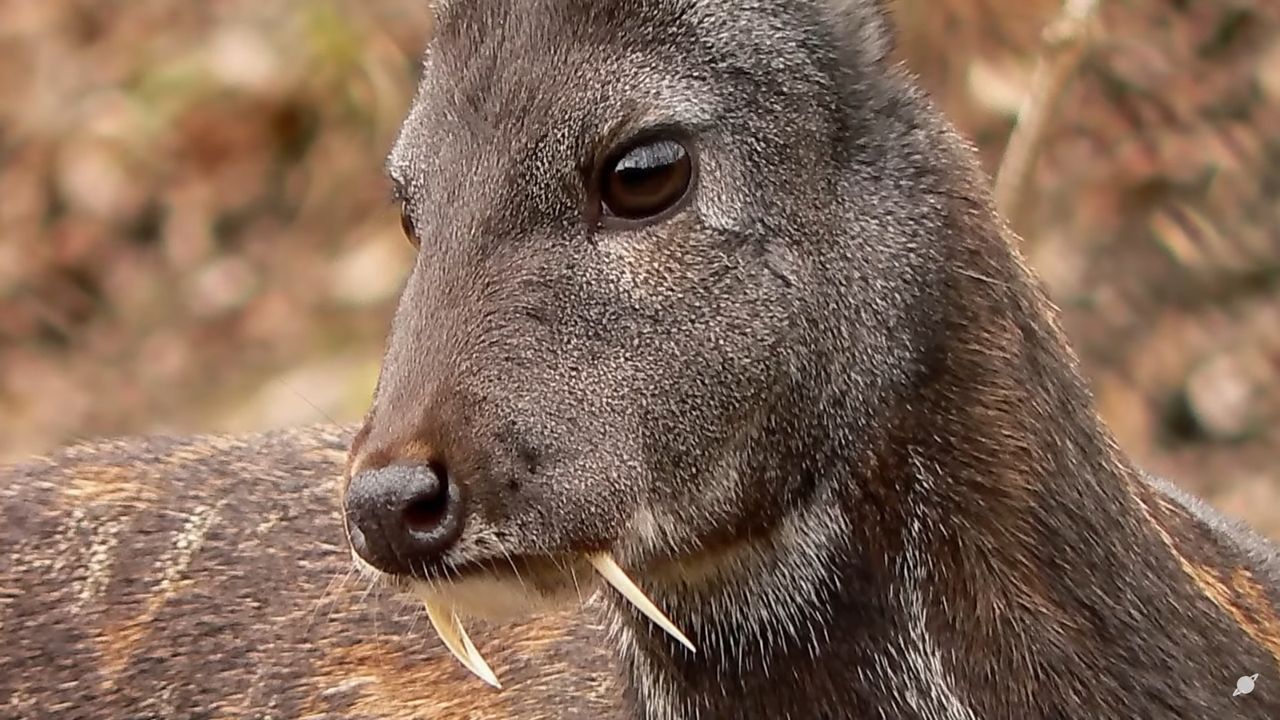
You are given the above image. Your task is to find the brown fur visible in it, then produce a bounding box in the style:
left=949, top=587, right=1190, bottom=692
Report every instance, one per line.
left=0, top=427, right=621, bottom=719
left=3, top=425, right=1276, bottom=716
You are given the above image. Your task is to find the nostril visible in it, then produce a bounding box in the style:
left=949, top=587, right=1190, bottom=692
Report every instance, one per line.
left=403, top=463, right=450, bottom=535
left=343, top=460, right=464, bottom=576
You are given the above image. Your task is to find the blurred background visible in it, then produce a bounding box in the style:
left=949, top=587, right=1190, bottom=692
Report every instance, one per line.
left=1, top=1, right=1277, bottom=535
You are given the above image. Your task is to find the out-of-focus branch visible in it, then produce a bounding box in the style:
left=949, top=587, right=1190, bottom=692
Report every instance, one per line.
left=993, top=0, right=1101, bottom=236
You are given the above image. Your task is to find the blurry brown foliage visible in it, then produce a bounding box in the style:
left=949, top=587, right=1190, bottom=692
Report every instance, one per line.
left=1, top=1, right=430, bottom=453
left=1, top=1, right=1277, bottom=532
left=905, top=0, right=1280, bottom=534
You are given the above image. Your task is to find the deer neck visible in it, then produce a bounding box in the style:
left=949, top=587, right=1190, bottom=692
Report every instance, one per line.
left=606, top=266, right=1145, bottom=720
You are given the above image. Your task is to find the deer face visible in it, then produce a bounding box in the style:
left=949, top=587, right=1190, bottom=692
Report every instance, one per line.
left=342, top=0, right=935, bottom=663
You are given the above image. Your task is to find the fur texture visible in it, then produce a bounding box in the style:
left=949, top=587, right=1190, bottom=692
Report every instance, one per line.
left=1, top=1, right=1277, bottom=718
left=346, top=0, right=1280, bottom=718
left=0, top=427, right=622, bottom=719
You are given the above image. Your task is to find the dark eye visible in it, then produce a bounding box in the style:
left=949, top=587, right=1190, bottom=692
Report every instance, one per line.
left=600, top=138, right=693, bottom=222
left=399, top=204, right=420, bottom=248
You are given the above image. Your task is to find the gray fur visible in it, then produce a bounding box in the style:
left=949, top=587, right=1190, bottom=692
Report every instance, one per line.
left=352, top=1, right=1280, bottom=718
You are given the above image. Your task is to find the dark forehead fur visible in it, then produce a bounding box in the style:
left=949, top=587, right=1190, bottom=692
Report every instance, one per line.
left=378, top=0, right=969, bottom=446
left=388, top=0, right=906, bottom=199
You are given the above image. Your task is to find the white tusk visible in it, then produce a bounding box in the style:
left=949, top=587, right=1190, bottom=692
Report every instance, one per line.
left=421, top=599, right=481, bottom=679
left=455, top=612, right=502, bottom=688
left=589, top=553, right=696, bottom=653
left=422, top=598, right=502, bottom=688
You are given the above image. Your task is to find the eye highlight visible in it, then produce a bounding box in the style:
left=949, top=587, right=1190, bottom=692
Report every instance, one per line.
left=599, top=138, right=693, bottom=223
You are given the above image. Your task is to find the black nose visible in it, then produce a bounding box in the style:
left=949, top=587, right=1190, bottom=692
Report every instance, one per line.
left=344, top=463, right=464, bottom=576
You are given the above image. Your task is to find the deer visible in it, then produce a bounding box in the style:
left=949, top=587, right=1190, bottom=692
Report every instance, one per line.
left=3, top=1, right=1277, bottom=718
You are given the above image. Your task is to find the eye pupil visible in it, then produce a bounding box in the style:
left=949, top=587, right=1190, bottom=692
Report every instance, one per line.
left=601, top=139, right=693, bottom=222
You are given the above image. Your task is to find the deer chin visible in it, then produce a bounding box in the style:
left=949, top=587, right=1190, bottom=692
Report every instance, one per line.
left=350, top=549, right=697, bottom=690
left=408, top=576, right=576, bottom=690
left=411, top=563, right=587, bottom=622
left=349, top=548, right=586, bottom=619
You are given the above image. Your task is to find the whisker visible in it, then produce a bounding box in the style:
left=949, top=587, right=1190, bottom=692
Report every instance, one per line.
left=273, top=377, right=339, bottom=425
left=358, top=574, right=379, bottom=604
left=361, top=574, right=383, bottom=637
left=405, top=603, right=425, bottom=636
left=309, top=566, right=356, bottom=635
left=569, top=561, right=584, bottom=606
left=496, top=536, right=529, bottom=595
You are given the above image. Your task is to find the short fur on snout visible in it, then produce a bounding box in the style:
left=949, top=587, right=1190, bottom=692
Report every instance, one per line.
left=350, top=0, right=922, bottom=598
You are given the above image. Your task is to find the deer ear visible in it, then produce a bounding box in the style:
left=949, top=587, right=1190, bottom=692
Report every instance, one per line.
left=821, top=0, right=895, bottom=65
